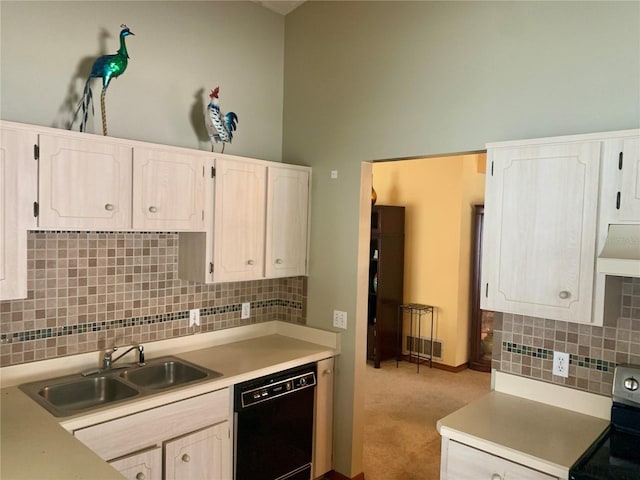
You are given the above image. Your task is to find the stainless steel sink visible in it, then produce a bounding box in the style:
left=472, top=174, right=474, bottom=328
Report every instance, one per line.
left=39, top=376, right=138, bottom=411
left=19, top=356, right=223, bottom=417
left=120, top=358, right=222, bottom=389
left=19, top=375, right=140, bottom=417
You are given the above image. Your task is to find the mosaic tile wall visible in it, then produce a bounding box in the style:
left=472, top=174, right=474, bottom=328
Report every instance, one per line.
left=0, top=232, right=307, bottom=367
left=492, top=277, right=640, bottom=396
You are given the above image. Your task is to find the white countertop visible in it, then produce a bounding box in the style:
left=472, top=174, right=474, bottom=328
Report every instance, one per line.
left=438, top=373, right=611, bottom=480
left=0, top=322, right=339, bottom=480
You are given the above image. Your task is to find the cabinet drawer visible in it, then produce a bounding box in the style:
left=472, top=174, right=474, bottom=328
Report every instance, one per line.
left=445, top=440, right=557, bottom=480
left=74, top=388, right=229, bottom=461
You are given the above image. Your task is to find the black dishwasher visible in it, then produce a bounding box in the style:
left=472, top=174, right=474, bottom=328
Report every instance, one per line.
left=234, top=363, right=316, bottom=480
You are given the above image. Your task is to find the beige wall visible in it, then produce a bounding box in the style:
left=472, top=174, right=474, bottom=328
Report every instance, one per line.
left=372, top=154, right=485, bottom=367
left=283, top=2, right=639, bottom=477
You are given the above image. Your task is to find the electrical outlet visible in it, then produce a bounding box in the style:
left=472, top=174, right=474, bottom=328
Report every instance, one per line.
left=241, top=302, right=251, bottom=319
left=189, top=308, right=200, bottom=327
left=553, top=351, right=570, bottom=378
left=333, top=310, right=347, bottom=329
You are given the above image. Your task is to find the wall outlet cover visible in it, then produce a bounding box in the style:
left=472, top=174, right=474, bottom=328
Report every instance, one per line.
left=553, top=351, right=570, bottom=378
left=241, top=302, right=251, bottom=319
left=333, top=310, right=347, bottom=329
left=189, top=308, right=200, bottom=327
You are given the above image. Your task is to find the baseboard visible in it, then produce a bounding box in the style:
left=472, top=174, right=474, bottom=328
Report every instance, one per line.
left=324, top=470, right=365, bottom=480
left=399, top=355, right=469, bottom=373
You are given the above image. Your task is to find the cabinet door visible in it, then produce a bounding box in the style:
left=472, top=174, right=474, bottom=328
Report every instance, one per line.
left=617, top=137, right=640, bottom=221
left=132, top=147, right=207, bottom=231
left=213, top=158, right=266, bottom=282
left=313, top=357, right=334, bottom=479
left=38, top=133, right=132, bottom=230
left=0, top=125, right=37, bottom=300
left=443, top=440, right=557, bottom=480
left=481, top=142, right=601, bottom=323
left=164, top=423, right=231, bottom=480
left=109, top=446, right=162, bottom=480
left=265, top=166, right=309, bottom=278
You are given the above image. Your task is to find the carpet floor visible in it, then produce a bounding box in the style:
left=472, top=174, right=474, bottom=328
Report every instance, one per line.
left=363, top=359, right=491, bottom=480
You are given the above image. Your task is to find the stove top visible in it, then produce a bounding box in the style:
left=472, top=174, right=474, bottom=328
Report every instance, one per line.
left=570, top=364, right=640, bottom=480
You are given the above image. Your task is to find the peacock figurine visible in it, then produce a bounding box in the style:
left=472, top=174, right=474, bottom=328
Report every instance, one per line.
left=74, top=24, right=135, bottom=135
left=204, top=87, right=238, bottom=153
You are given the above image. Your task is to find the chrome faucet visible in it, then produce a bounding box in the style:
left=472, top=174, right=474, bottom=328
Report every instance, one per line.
left=103, top=344, right=145, bottom=370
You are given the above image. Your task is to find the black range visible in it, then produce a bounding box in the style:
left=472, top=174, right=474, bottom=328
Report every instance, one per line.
left=570, top=364, right=640, bottom=480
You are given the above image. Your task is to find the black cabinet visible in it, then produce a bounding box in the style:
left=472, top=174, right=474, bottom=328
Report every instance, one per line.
left=367, top=205, right=405, bottom=368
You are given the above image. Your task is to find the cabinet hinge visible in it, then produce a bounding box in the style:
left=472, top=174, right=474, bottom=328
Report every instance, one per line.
left=616, top=192, right=621, bottom=210
left=33, top=144, right=39, bottom=160
left=211, top=167, right=216, bottom=178
left=33, top=201, right=39, bottom=217
left=209, top=262, right=214, bottom=274
left=619, top=152, right=623, bottom=170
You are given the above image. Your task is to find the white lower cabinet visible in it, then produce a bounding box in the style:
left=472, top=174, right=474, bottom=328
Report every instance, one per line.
left=165, top=424, right=228, bottom=480
left=441, top=439, right=558, bottom=480
left=74, top=389, right=231, bottom=480
left=109, top=446, right=162, bottom=480
left=313, top=357, right=334, bottom=478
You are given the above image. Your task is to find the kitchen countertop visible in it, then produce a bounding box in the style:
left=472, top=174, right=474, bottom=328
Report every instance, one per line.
left=1, top=324, right=338, bottom=480
left=437, top=388, right=610, bottom=479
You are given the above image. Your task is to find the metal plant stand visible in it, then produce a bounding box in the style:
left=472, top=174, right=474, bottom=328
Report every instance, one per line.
left=397, top=303, right=435, bottom=372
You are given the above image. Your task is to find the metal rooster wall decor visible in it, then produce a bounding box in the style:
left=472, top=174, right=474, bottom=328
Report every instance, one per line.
left=74, top=24, right=135, bottom=136
left=205, top=87, right=238, bottom=153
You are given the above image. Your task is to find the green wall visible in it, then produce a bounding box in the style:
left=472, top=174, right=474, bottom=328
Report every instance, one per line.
left=283, top=1, right=639, bottom=476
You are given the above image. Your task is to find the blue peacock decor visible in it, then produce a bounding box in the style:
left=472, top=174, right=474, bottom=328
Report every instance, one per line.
left=74, top=24, right=135, bottom=135
left=204, top=86, right=238, bottom=153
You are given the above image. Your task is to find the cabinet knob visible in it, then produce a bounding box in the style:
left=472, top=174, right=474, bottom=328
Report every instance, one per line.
left=491, top=475, right=502, bottom=480
left=323, top=369, right=333, bottom=375
left=148, top=206, right=157, bottom=213
left=104, top=203, right=114, bottom=211
left=275, top=258, right=283, bottom=264
left=181, top=453, right=191, bottom=463
left=247, top=259, right=254, bottom=265
left=558, top=290, right=571, bottom=299
left=136, top=473, right=145, bottom=480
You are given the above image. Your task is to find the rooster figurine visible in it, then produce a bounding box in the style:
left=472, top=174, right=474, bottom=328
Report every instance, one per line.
left=205, top=87, right=238, bottom=152
left=74, top=24, right=135, bottom=135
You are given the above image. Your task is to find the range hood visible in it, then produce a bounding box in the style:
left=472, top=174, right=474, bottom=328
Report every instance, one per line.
left=597, top=224, right=640, bottom=278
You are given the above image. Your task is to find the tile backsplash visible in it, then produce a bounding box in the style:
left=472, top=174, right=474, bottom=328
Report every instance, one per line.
left=493, top=277, right=640, bottom=396
left=0, top=232, right=307, bottom=367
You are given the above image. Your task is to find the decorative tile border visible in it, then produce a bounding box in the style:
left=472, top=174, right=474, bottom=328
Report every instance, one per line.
left=502, top=342, right=618, bottom=372
left=2, top=299, right=304, bottom=345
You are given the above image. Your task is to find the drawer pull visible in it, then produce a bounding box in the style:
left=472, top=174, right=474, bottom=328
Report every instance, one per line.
left=275, top=258, right=283, bottom=264
left=247, top=259, right=254, bottom=266
left=104, top=203, right=114, bottom=211
left=136, top=473, right=145, bottom=480
left=182, top=453, right=191, bottom=463
left=148, top=206, right=157, bottom=213
left=491, top=474, right=502, bottom=480
left=558, top=290, right=570, bottom=300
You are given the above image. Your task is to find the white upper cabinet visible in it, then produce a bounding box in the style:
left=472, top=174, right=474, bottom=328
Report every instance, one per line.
left=132, top=147, right=207, bottom=231
left=481, top=139, right=602, bottom=323
left=38, top=133, right=132, bottom=230
left=0, top=124, right=37, bottom=300
left=265, top=165, right=310, bottom=278
left=615, top=137, right=640, bottom=222
left=212, top=157, right=267, bottom=282
left=178, top=157, right=312, bottom=284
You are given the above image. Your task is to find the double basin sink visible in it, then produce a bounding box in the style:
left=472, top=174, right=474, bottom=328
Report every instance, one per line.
left=19, top=356, right=223, bottom=417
